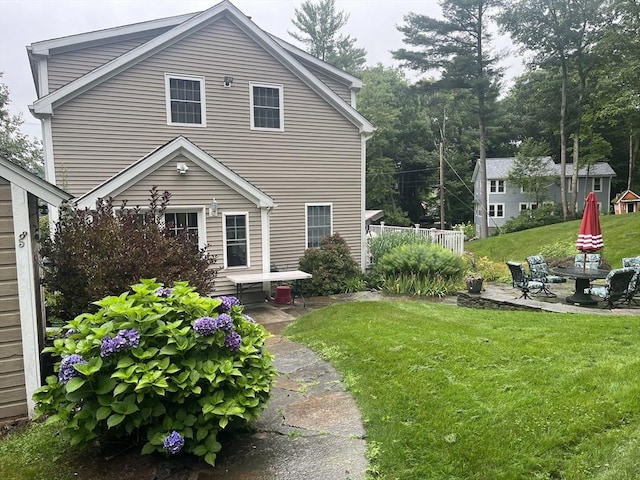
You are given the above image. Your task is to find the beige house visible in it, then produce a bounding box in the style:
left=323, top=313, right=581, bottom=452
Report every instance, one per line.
left=0, top=157, right=72, bottom=420
left=27, top=0, right=375, bottom=297
left=613, top=189, right=640, bottom=214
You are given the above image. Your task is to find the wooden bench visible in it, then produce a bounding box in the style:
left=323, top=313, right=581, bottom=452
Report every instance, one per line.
left=226, top=270, right=312, bottom=306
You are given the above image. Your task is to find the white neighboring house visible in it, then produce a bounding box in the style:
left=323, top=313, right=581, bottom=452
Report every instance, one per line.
left=0, top=156, right=72, bottom=420
left=472, top=157, right=616, bottom=236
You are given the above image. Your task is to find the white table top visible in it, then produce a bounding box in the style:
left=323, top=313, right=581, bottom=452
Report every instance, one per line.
left=226, top=270, right=312, bottom=285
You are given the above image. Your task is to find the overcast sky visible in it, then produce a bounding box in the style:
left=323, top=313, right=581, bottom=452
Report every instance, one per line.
left=0, top=0, right=522, bottom=140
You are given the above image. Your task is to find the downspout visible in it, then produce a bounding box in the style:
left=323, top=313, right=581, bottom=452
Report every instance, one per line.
left=260, top=205, right=272, bottom=294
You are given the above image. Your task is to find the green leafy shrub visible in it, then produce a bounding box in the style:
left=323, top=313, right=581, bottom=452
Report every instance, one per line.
left=41, top=187, right=218, bottom=322
left=463, top=253, right=509, bottom=282
left=375, top=243, right=465, bottom=296
left=368, top=231, right=432, bottom=265
left=32, top=279, right=276, bottom=467
left=453, top=222, right=476, bottom=241
left=499, top=204, right=562, bottom=234
left=298, top=233, right=361, bottom=296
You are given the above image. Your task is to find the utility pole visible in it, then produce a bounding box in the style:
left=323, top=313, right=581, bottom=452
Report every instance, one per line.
left=438, top=110, right=447, bottom=230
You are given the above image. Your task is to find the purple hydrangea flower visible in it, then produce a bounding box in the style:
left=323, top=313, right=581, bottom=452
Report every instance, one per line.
left=100, top=329, right=141, bottom=357
left=194, top=316, right=218, bottom=336
left=215, top=313, right=234, bottom=332
left=218, top=296, right=240, bottom=313
left=64, top=328, right=79, bottom=338
left=224, top=331, right=242, bottom=352
left=156, top=287, right=173, bottom=297
left=163, top=431, right=185, bottom=455
left=58, top=354, right=87, bottom=384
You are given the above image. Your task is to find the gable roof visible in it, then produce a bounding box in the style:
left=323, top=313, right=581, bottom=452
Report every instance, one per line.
left=28, top=0, right=373, bottom=134
left=75, top=136, right=275, bottom=210
left=0, top=156, right=72, bottom=205
left=473, top=157, right=617, bottom=181
left=613, top=189, right=640, bottom=204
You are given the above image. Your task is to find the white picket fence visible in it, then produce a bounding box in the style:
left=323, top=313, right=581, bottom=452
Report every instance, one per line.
left=367, top=222, right=465, bottom=261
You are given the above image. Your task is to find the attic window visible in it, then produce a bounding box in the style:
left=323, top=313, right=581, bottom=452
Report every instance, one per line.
left=165, top=74, right=206, bottom=126
left=250, top=83, right=283, bottom=131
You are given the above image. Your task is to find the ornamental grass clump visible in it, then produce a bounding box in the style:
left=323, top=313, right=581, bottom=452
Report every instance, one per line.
left=33, top=279, right=276, bottom=466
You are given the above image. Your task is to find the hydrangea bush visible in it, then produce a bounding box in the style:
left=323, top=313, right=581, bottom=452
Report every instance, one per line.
left=33, top=279, right=276, bottom=466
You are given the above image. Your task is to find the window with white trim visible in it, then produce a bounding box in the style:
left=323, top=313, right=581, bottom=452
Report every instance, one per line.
left=223, top=213, right=249, bottom=269
left=593, top=177, right=602, bottom=192
left=250, top=83, right=283, bottom=131
left=489, top=180, right=505, bottom=193
left=306, top=203, right=332, bottom=248
left=519, top=203, right=529, bottom=212
left=165, top=74, right=206, bottom=126
left=489, top=203, right=504, bottom=218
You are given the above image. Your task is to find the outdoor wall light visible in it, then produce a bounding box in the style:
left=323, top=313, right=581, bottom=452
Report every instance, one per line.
left=223, top=76, right=234, bottom=87
left=176, top=162, right=189, bottom=175
left=209, top=198, right=219, bottom=217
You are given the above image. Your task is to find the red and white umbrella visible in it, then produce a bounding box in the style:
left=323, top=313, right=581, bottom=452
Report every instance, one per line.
left=576, top=191, right=603, bottom=252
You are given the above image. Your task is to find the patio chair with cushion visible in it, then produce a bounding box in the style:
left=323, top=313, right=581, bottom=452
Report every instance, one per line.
left=621, top=257, right=640, bottom=305
left=506, top=261, right=546, bottom=299
left=575, top=253, right=601, bottom=269
left=527, top=255, right=566, bottom=284
left=586, top=267, right=637, bottom=309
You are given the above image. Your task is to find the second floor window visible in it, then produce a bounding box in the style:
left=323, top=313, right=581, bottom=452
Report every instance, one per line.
left=251, top=83, right=283, bottom=131
left=489, top=180, right=505, bottom=193
left=593, top=177, right=602, bottom=192
left=165, top=74, right=206, bottom=126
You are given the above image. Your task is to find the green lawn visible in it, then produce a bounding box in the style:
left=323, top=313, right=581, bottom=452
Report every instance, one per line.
left=285, top=300, right=640, bottom=480
left=464, top=211, right=640, bottom=268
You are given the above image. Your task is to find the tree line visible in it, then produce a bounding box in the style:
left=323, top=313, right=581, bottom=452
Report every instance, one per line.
left=291, top=0, right=639, bottom=237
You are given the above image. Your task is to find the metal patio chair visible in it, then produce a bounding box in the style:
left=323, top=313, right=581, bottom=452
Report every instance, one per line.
left=506, top=261, right=546, bottom=299
left=586, top=267, right=637, bottom=309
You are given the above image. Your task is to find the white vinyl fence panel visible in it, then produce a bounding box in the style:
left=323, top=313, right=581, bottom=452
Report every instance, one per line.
left=367, top=223, right=464, bottom=266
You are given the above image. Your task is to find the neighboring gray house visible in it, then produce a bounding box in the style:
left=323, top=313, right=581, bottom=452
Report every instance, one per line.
left=472, top=157, right=616, bottom=235
left=0, top=157, right=72, bottom=420
left=27, top=1, right=375, bottom=297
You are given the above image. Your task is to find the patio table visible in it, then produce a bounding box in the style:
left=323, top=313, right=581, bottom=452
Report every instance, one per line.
left=549, top=266, right=610, bottom=305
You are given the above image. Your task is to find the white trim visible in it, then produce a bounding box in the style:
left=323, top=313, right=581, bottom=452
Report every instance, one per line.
left=260, top=207, right=271, bottom=291
left=222, top=211, right=250, bottom=270
left=249, top=82, right=284, bottom=132
left=360, top=134, right=366, bottom=271
left=37, top=58, right=49, bottom=97
left=42, top=117, right=60, bottom=225
left=164, top=73, right=207, bottom=127
left=0, top=156, right=71, bottom=206
left=75, top=137, right=275, bottom=210
left=519, top=202, right=530, bottom=212
left=305, top=202, right=333, bottom=249
left=28, top=1, right=375, bottom=133
left=11, top=184, right=41, bottom=417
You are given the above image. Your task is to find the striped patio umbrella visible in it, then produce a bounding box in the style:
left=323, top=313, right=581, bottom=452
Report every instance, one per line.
left=576, top=191, right=603, bottom=252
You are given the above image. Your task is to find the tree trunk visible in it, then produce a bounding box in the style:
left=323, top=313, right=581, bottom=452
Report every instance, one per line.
left=439, top=140, right=445, bottom=230
left=559, top=61, right=569, bottom=220
left=571, top=134, right=580, bottom=213
left=478, top=2, right=489, bottom=239
left=629, top=130, right=634, bottom=191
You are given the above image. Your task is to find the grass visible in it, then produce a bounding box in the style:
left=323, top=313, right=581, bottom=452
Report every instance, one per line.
left=465, top=211, right=640, bottom=268
left=285, top=300, right=640, bottom=480
left=0, top=420, right=78, bottom=480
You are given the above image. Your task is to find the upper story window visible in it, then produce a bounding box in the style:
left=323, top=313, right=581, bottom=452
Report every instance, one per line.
left=593, top=177, right=602, bottom=192
left=165, top=74, right=206, bottom=126
left=250, top=83, right=283, bottom=131
left=489, top=180, right=505, bottom=194
left=224, top=213, right=249, bottom=269
left=306, top=203, right=332, bottom=248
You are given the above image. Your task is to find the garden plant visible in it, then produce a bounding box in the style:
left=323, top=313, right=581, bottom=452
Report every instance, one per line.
left=32, top=279, right=276, bottom=466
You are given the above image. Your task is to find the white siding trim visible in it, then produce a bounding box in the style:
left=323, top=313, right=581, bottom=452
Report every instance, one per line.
left=221, top=211, right=250, bottom=270
left=360, top=134, right=366, bottom=271
left=164, top=73, right=207, bottom=127
left=37, top=57, right=49, bottom=97
left=10, top=184, right=40, bottom=418
left=249, top=82, right=284, bottom=132
left=261, top=207, right=271, bottom=291
left=42, top=117, right=59, bottom=225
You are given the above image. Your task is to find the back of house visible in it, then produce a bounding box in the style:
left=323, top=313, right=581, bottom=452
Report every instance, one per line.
left=28, top=0, right=374, bottom=297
